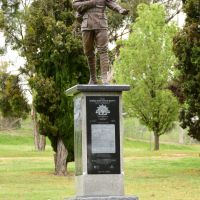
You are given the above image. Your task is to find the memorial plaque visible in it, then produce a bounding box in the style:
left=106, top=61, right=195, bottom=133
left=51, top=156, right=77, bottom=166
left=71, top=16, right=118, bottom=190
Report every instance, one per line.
left=86, top=96, right=120, bottom=174
left=91, top=124, right=115, bottom=154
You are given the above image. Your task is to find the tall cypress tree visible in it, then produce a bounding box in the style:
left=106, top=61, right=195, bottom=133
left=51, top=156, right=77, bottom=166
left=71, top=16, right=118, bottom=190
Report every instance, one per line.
left=173, top=0, right=200, bottom=141
left=25, top=0, right=88, bottom=175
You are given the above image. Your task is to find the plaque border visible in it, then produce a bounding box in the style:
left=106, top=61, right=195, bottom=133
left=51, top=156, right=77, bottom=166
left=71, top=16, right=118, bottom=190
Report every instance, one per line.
left=86, top=96, right=120, bottom=174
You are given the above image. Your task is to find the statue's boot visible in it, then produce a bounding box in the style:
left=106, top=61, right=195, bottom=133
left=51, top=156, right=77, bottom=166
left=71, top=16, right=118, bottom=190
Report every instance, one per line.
left=87, top=55, right=97, bottom=84
left=100, top=52, right=109, bottom=84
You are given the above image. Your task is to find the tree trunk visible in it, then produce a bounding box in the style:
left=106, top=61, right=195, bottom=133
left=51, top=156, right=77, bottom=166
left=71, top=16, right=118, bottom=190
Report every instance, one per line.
left=179, top=126, right=184, bottom=144
left=31, top=105, right=46, bottom=151
left=39, top=135, right=46, bottom=151
left=154, top=132, right=160, bottom=151
left=54, top=138, right=68, bottom=176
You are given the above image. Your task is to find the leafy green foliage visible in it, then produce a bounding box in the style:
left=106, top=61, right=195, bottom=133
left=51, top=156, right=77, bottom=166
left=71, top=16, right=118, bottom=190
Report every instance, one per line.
left=25, top=0, right=88, bottom=161
left=0, top=0, right=87, bottom=169
left=0, top=69, right=29, bottom=119
left=173, top=0, right=200, bottom=141
left=107, top=0, right=182, bottom=51
left=0, top=0, right=26, bottom=51
left=107, top=0, right=181, bottom=43
left=115, top=4, right=179, bottom=148
left=107, top=0, right=149, bottom=65
left=107, top=0, right=149, bottom=40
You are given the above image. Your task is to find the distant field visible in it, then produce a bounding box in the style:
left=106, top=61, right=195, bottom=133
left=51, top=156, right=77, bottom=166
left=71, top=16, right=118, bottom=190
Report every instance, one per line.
left=0, top=119, right=200, bottom=200
left=124, top=117, right=198, bottom=144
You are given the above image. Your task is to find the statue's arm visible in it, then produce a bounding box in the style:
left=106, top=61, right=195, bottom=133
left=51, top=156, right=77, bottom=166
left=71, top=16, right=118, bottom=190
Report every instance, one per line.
left=73, top=0, right=96, bottom=13
left=105, top=0, right=129, bottom=15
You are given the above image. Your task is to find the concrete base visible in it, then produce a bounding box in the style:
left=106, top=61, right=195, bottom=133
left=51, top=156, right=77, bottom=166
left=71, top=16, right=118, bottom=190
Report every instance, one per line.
left=76, top=174, right=124, bottom=196
left=67, top=196, right=139, bottom=200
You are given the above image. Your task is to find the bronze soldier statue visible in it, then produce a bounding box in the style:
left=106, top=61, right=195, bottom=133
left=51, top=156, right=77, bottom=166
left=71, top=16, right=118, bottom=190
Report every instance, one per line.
left=73, top=0, right=129, bottom=84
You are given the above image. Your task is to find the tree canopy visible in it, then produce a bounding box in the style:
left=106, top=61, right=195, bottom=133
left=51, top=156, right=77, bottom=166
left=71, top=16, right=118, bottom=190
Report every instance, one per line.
left=0, top=63, right=29, bottom=120
left=0, top=0, right=89, bottom=175
left=24, top=0, right=88, bottom=175
left=115, top=3, right=179, bottom=150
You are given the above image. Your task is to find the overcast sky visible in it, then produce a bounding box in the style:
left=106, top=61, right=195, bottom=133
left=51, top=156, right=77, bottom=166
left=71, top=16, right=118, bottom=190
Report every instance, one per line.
left=0, top=32, right=25, bottom=74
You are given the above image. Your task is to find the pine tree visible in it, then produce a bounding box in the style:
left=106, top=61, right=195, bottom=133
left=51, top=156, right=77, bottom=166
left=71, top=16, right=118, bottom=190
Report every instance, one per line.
left=173, top=0, right=200, bottom=141
left=0, top=0, right=88, bottom=174
left=25, top=0, right=88, bottom=175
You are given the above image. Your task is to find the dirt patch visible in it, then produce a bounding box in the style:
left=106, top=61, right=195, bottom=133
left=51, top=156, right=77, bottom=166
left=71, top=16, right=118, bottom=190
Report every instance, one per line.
left=182, top=169, right=200, bottom=175
left=0, top=157, right=52, bottom=161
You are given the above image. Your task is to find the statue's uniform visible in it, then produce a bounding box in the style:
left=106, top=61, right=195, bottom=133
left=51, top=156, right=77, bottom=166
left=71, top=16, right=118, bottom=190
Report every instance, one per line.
left=73, top=0, right=127, bottom=84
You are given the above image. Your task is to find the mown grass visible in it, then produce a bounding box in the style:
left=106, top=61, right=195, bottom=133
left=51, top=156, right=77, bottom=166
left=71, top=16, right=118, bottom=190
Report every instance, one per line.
left=124, top=138, right=200, bottom=200
left=0, top=120, right=200, bottom=200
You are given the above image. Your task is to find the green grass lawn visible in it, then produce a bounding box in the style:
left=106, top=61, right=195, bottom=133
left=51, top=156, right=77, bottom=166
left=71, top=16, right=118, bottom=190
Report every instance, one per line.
left=0, top=122, right=200, bottom=200
left=124, top=139, right=200, bottom=200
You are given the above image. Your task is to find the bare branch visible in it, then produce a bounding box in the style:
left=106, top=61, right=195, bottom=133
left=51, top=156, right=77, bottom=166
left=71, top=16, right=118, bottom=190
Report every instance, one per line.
left=165, top=8, right=181, bottom=23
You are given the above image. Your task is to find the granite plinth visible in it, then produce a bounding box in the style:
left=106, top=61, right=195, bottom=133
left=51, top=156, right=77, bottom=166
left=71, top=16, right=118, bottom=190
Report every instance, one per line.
left=66, top=84, right=135, bottom=198
left=65, top=84, right=130, bottom=96
left=67, top=196, right=139, bottom=200
left=76, top=174, right=124, bottom=196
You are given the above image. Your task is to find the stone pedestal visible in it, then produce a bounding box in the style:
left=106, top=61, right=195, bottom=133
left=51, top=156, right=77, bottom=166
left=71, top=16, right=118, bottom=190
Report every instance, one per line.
left=67, top=196, right=139, bottom=200
left=65, top=85, right=138, bottom=200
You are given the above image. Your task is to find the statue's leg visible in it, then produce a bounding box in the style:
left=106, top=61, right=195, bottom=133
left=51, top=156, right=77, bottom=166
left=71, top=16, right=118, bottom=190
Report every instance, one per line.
left=95, top=29, right=109, bottom=84
left=82, top=30, right=97, bottom=84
